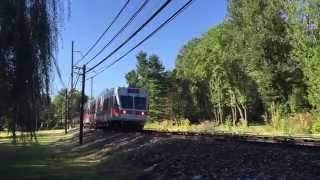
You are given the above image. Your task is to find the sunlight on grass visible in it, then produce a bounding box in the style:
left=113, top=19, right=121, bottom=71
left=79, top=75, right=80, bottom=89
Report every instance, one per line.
left=0, top=129, right=110, bottom=179
left=144, top=119, right=320, bottom=139
left=0, top=129, right=75, bottom=145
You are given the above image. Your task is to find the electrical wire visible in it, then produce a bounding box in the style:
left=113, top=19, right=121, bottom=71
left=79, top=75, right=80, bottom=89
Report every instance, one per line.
left=88, top=0, right=194, bottom=79
left=73, top=71, right=81, bottom=89
left=85, top=0, right=151, bottom=66
left=86, top=0, right=173, bottom=73
left=52, top=54, right=66, bottom=88
left=76, top=0, right=130, bottom=65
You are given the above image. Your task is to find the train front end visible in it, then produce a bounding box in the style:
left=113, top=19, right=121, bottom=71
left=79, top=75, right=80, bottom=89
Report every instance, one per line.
left=112, top=87, right=148, bottom=127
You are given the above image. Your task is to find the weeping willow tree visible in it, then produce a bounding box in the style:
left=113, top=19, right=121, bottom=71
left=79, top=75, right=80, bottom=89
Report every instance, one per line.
left=0, top=0, right=69, bottom=138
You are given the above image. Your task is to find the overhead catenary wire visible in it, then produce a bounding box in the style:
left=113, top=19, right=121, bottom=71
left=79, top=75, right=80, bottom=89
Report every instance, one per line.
left=86, top=0, right=173, bottom=73
left=52, top=54, right=66, bottom=88
left=73, top=70, right=81, bottom=90
left=85, top=0, right=151, bottom=66
left=75, top=0, right=130, bottom=65
left=88, top=0, right=195, bottom=80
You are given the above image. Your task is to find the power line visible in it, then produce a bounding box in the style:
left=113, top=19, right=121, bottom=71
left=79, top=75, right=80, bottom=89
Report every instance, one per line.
left=76, top=0, right=130, bottom=65
left=86, top=0, right=173, bottom=73
left=85, top=0, right=150, bottom=66
left=73, top=70, right=81, bottom=89
left=52, top=55, right=66, bottom=88
left=88, top=0, right=195, bottom=79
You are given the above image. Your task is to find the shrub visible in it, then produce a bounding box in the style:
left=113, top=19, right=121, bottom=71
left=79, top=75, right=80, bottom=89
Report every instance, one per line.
left=286, top=113, right=314, bottom=134
left=144, top=119, right=192, bottom=132
left=269, top=102, right=286, bottom=131
left=224, top=118, right=232, bottom=131
left=192, top=120, right=217, bottom=133
left=312, top=120, right=320, bottom=134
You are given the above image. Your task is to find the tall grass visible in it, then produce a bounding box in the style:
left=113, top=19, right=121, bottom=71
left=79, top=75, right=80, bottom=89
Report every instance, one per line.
left=145, top=111, right=320, bottom=137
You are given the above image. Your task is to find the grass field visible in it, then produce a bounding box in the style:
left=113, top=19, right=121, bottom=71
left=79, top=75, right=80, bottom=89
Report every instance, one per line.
left=0, top=129, right=142, bottom=180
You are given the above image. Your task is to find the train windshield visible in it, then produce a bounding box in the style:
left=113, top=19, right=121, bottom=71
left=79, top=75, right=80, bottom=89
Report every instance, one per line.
left=134, top=97, right=147, bottom=110
left=120, top=96, right=133, bottom=109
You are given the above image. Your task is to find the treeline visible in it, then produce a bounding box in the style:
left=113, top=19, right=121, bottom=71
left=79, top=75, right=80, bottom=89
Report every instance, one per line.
left=126, top=0, right=320, bottom=125
left=125, top=52, right=174, bottom=121
left=45, top=89, right=88, bottom=129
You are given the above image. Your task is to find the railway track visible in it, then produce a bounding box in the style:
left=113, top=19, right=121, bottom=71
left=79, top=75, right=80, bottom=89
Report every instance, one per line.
left=142, top=129, right=320, bottom=147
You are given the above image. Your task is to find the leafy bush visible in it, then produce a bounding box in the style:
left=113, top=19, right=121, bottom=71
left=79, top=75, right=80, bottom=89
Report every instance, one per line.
left=312, top=120, right=320, bottom=134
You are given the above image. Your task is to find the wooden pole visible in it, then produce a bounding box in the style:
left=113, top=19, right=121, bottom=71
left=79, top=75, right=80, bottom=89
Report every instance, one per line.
left=64, top=89, right=68, bottom=134
left=79, top=65, right=86, bottom=145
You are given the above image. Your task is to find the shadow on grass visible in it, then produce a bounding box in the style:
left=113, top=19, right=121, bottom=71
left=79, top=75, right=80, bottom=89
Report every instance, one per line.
left=0, top=129, right=156, bottom=180
left=1, top=129, right=320, bottom=180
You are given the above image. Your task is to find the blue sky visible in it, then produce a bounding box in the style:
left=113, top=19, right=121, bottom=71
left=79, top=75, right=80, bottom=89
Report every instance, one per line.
left=54, top=0, right=228, bottom=97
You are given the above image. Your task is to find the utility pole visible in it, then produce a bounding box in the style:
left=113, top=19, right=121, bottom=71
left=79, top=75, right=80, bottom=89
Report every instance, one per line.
left=64, top=89, right=68, bottom=134
left=71, top=41, right=74, bottom=91
left=79, top=65, right=86, bottom=145
left=70, top=41, right=74, bottom=128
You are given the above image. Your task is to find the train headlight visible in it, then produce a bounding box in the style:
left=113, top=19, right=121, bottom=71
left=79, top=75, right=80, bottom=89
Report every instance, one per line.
left=141, top=112, right=145, bottom=116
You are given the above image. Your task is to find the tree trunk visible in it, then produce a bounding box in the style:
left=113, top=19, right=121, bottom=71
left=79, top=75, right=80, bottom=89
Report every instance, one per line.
left=213, top=109, right=218, bottom=124
left=237, top=105, right=244, bottom=122
left=231, top=107, right=235, bottom=127
left=242, top=104, right=248, bottom=127
left=218, top=103, right=223, bottom=124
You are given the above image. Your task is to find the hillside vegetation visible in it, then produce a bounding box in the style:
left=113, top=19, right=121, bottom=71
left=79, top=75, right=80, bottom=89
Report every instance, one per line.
left=127, top=0, right=320, bottom=136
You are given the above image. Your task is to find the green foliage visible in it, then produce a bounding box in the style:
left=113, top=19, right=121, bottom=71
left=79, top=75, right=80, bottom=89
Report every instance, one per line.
left=145, top=116, right=320, bottom=137
left=127, top=0, right=320, bottom=136
left=125, top=70, right=139, bottom=87
left=173, top=0, right=320, bottom=126
left=312, top=120, right=320, bottom=134
left=50, top=89, right=88, bottom=129
left=284, top=0, right=320, bottom=110
left=269, top=103, right=315, bottom=134
left=125, top=51, right=170, bottom=121
left=144, top=119, right=192, bottom=132
left=286, top=113, right=314, bottom=134
left=269, top=102, right=287, bottom=131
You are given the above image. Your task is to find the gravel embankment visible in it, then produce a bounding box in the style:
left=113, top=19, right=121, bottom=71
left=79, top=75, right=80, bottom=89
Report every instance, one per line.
left=84, top=130, right=320, bottom=180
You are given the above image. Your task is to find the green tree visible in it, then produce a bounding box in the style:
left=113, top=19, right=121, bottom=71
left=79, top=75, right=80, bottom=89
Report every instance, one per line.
left=225, top=0, right=306, bottom=118
left=125, top=70, right=139, bottom=88
left=284, top=0, right=320, bottom=111
left=126, top=51, right=170, bottom=121
left=125, top=0, right=320, bottom=125
left=51, top=89, right=88, bottom=128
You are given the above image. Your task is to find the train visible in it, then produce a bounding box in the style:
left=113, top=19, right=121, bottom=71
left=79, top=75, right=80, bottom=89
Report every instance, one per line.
left=84, top=87, right=148, bottom=130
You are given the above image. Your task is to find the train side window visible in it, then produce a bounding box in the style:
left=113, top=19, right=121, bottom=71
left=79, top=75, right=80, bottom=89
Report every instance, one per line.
left=103, top=99, right=108, bottom=111
left=107, top=98, right=110, bottom=110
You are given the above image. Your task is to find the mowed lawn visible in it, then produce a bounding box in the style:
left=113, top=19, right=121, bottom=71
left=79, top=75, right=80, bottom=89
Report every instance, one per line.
left=0, top=129, right=142, bottom=180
